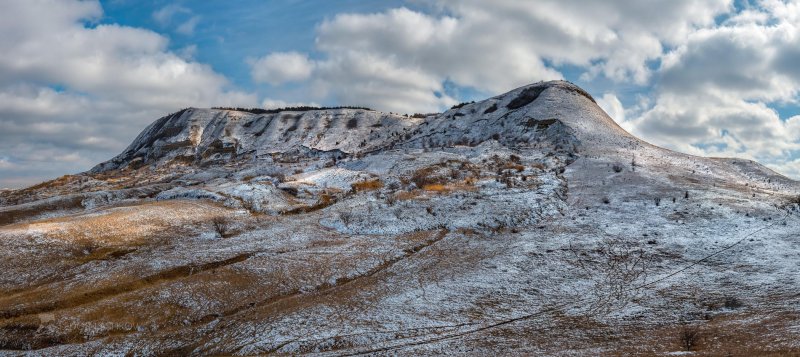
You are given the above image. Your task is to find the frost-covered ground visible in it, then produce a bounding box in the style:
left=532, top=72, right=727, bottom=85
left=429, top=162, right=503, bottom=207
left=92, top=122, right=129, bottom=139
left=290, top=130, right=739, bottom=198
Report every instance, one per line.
left=1, top=81, right=799, bottom=356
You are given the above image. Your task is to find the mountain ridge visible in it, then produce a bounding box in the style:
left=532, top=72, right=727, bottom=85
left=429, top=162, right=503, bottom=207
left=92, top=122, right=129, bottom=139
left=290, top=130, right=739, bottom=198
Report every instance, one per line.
left=90, top=80, right=614, bottom=173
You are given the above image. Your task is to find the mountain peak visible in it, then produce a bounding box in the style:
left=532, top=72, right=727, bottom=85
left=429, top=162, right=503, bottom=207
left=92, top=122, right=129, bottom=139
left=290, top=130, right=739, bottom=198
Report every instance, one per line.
left=91, top=81, right=630, bottom=174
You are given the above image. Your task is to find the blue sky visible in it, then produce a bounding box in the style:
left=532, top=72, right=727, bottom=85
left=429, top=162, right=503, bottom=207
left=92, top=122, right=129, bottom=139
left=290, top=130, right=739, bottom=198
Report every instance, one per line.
left=101, top=1, right=411, bottom=95
left=1, top=0, right=799, bottom=188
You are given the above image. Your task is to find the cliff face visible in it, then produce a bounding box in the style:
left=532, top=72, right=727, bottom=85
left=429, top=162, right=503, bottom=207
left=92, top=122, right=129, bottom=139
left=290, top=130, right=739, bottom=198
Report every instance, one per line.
left=1, top=81, right=799, bottom=355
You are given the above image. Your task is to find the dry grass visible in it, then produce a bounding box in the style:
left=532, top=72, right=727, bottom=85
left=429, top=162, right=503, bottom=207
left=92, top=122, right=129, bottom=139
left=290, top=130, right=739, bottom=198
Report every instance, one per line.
left=586, top=309, right=800, bottom=356
left=410, top=166, right=440, bottom=188
left=1, top=200, right=235, bottom=245
left=22, top=175, right=79, bottom=192
left=351, top=179, right=383, bottom=192
left=0, top=252, right=266, bottom=350
left=408, top=162, right=481, bottom=194
left=530, top=162, right=547, bottom=170
left=501, top=163, right=525, bottom=172
left=394, top=190, right=422, bottom=201
left=422, top=184, right=448, bottom=192
left=317, top=192, right=336, bottom=206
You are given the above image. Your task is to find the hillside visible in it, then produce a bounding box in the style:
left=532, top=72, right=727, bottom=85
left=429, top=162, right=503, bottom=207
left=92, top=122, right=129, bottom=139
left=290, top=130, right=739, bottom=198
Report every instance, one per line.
left=1, top=80, right=799, bottom=355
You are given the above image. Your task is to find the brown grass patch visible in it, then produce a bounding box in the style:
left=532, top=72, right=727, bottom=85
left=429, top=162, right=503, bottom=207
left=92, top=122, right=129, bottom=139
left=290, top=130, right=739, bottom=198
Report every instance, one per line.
left=422, top=178, right=477, bottom=193
left=409, top=161, right=481, bottom=193
left=22, top=175, right=79, bottom=191
left=411, top=166, right=440, bottom=188
left=2, top=200, right=234, bottom=245
left=422, top=184, right=448, bottom=192
left=351, top=179, right=383, bottom=192
left=394, top=191, right=422, bottom=201
left=501, top=163, right=525, bottom=172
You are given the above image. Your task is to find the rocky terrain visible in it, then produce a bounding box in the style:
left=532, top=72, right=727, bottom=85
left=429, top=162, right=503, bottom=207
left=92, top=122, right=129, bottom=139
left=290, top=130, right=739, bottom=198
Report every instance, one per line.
left=1, top=80, right=799, bottom=356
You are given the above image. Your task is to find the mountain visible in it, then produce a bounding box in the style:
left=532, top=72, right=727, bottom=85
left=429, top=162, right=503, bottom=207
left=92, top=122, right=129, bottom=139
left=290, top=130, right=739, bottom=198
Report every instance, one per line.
left=1, top=80, right=799, bottom=355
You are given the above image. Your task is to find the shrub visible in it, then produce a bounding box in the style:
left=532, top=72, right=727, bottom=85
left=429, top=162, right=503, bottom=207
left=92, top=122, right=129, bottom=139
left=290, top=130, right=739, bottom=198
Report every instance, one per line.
left=211, top=217, right=233, bottom=238
left=271, top=172, right=286, bottom=182
left=346, top=118, right=359, bottom=129
left=680, top=326, right=700, bottom=351
left=411, top=167, right=439, bottom=188
left=724, top=296, right=743, bottom=309
left=386, top=193, right=397, bottom=206
left=280, top=186, right=299, bottom=196
left=612, top=163, right=623, bottom=173
left=602, top=197, right=610, bottom=204
left=450, top=101, right=475, bottom=110
left=339, top=211, right=353, bottom=226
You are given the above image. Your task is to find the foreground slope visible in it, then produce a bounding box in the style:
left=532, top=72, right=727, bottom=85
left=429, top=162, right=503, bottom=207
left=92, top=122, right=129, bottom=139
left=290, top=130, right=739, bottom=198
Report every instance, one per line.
left=1, top=81, right=799, bottom=355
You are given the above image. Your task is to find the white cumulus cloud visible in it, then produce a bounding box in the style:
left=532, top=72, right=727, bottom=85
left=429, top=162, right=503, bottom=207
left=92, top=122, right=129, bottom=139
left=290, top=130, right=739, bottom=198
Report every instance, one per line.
left=268, top=1, right=731, bottom=114
left=249, top=52, right=315, bottom=85
left=0, top=0, right=256, bottom=188
left=626, top=1, right=800, bottom=177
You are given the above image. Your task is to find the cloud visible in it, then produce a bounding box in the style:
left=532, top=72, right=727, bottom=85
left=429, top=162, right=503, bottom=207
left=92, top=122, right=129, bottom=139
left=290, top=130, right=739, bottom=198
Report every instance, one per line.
left=152, top=4, right=190, bottom=26
left=312, top=51, right=458, bottom=113
left=597, top=93, right=626, bottom=122
left=176, top=44, right=198, bottom=60
left=176, top=16, right=201, bottom=35
left=249, top=52, right=315, bottom=85
left=152, top=4, right=200, bottom=35
left=623, top=2, right=800, bottom=177
left=275, top=1, right=732, bottom=114
left=769, top=158, right=800, bottom=179
left=0, top=157, right=13, bottom=170
left=0, top=0, right=256, bottom=188
left=630, top=92, right=795, bottom=157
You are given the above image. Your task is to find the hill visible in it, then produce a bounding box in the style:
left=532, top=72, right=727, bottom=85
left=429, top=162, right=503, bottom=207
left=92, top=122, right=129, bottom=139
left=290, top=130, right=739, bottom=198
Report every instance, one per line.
left=1, top=80, right=799, bottom=355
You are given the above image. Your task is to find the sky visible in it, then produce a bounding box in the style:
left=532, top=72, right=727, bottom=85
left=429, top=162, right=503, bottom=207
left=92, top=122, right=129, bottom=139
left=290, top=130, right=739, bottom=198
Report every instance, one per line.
left=1, top=0, right=800, bottom=188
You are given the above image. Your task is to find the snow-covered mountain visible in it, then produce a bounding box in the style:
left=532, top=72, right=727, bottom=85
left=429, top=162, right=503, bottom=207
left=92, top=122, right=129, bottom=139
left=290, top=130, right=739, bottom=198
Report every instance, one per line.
left=90, top=81, right=593, bottom=173
left=1, top=80, right=799, bottom=355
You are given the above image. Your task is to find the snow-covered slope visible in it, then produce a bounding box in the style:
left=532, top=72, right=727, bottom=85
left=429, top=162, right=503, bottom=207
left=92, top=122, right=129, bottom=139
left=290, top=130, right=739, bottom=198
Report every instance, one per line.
left=1, top=80, right=799, bottom=355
